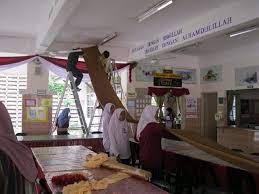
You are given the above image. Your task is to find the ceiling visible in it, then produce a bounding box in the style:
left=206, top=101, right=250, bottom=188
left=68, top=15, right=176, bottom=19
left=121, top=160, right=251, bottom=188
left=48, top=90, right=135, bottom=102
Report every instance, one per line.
left=53, top=0, right=235, bottom=48
left=0, top=0, right=52, bottom=38
left=0, top=0, right=254, bottom=58
left=171, top=20, right=259, bottom=56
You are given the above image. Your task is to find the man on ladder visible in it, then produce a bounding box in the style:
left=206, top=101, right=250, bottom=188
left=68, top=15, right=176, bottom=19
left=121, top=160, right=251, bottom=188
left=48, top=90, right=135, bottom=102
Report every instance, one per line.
left=53, top=49, right=87, bottom=134
left=66, top=49, right=84, bottom=91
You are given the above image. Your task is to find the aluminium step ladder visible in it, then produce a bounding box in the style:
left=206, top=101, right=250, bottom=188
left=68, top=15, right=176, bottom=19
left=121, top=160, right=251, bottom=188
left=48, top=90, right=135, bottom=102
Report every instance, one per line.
left=88, top=99, right=103, bottom=131
left=88, top=59, right=125, bottom=131
left=52, top=71, right=88, bottom=134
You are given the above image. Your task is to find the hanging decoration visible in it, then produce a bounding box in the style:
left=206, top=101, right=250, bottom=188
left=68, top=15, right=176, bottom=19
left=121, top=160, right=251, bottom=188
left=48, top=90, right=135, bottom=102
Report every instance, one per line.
left=0, top=55, right=131, bottom=74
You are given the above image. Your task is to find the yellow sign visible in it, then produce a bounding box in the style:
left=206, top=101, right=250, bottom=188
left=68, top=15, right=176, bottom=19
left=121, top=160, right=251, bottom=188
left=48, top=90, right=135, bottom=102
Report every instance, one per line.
left=154, top=72, right=182, bottom=79
left=25, top=107, right=48, bottom=122
left=41, top=98, right=52, bottom=107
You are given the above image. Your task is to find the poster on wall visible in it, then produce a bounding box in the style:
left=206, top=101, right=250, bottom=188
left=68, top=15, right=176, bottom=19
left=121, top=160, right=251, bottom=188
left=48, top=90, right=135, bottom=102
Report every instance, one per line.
left=25, top=107, right=48, bottom=122
left=135, top=65, right=163, bottom=82
left=25, top=99, right=36, bottom=107
left=174, top=68, right=197, bottom=84
left=200, top=65, right=222, bottom=83
left=235, top=66, right=258, bottom=87
left=41, top=98, right=52, bottom=107
left=186, top=97, right=198, bottom=118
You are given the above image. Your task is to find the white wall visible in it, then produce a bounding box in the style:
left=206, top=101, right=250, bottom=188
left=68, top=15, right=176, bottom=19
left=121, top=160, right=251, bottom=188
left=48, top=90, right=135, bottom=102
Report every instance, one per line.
left=129, top=54, right=201, bottom=97
left=26, top=61, right=49, bottom=93
left=199, top=36, right=259, bottom=96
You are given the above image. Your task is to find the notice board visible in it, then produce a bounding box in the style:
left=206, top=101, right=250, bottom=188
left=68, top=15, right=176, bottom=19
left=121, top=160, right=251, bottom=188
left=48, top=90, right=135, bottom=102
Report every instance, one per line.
left=22, top=94, right=52, bottom=134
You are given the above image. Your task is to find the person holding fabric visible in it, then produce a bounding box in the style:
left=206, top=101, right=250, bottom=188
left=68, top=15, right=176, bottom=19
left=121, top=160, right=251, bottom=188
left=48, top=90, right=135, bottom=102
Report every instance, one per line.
left=99, top=50, right=112, bottom=80
left=66, top=50, right=84, bottom=91
left=56, top=108, right=70, bottom=135
left=100, top=50, right=110, bottom=72
left=102, top=103, right=115, bottom=154
left=108, top=108, right=131, bottom=165
left=0, top=101, right=38, bottom=194
left=163, top=107, right=175, bottom=129
left=136, top=105, right=177, bottom=179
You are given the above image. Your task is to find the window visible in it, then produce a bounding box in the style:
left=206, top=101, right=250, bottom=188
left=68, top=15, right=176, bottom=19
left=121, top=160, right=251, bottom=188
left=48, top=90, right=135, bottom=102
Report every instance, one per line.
left=229, top=95, right=236, bottom=122
left=87, top=107, right=94, bottom=118
left=49, top=73, right=81, bottom=128
left=0, top=74, right=27, bottom=134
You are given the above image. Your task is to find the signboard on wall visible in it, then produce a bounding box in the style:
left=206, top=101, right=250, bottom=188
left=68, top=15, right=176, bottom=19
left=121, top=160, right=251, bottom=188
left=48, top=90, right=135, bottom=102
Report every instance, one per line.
left=186, top=97, right=198, bottom=118
left=153, top=73, right=182, bottom=87
left=174, top=68, right=197, bottom=84
left=200, top=65, right=222, bottom=83
left=22, top=94, right=52, bottom=135
left=130, top=16, right=233, bottom=59
left=235, top=66, right=258, bottom=87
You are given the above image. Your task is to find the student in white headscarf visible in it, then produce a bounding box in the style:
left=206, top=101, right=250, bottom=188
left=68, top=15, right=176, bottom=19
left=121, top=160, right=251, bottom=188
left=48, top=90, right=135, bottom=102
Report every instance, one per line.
left=102, top=103, right=115, bottom=154
left=136, top=105, right=159, bottom=141
left=136, top=105, right=177, bottom=180
left=108, top=108, right=131, bottom=165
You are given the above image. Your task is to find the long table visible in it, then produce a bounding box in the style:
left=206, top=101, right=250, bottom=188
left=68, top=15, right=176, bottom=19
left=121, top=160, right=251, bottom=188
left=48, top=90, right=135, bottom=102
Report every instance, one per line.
left=18, top=134, right=104, bottom=152
left=161, top=139, right=259, bottom=193
left=32, top=145, right=168, bottom=194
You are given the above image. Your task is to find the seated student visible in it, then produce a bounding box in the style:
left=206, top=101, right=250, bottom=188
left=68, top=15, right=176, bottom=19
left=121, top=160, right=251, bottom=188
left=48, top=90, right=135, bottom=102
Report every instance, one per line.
left=102, top=103, right=115, bottom=154
left=0, top=102, right=38, bottom=194
left=108, top=108, right=131, bottom=165
left=136, top=105, right=177, bottom=179
left=56, top=108, right=70, bottom=135
left=66, top=50, right=84, bottom=91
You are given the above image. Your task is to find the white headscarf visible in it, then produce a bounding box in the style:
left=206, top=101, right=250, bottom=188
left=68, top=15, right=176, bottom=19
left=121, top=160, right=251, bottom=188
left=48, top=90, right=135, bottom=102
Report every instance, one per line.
left=136, top=105, right=159, bottom=140
left=102, top=103, right=115, bottom=129
left=108, top=108, right=130, bottom=158
left=108, top=108, right=127, bottom=137
left=102, top=103, right=115, bottom=152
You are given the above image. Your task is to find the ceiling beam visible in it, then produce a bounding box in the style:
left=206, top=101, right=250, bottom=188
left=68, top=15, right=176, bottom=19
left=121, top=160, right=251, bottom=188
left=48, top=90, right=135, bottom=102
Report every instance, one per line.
left=36, top=0, right=81, bottom=54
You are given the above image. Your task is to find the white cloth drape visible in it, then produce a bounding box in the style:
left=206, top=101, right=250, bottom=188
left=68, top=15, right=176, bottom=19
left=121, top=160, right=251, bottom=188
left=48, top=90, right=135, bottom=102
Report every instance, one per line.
left=38, top=57, right=91, bottom=83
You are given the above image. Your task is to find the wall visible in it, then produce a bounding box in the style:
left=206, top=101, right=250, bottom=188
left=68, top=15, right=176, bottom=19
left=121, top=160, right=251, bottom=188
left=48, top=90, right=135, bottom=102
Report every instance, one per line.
left=127, top=54, right=202, bottom=132
left=199, top=37, right=259, bottom=96
left=26, top=61, right=49, bottom=94
left=197, top=33, right=259, bottom=135
left=129, top=54, right=201, bottom=97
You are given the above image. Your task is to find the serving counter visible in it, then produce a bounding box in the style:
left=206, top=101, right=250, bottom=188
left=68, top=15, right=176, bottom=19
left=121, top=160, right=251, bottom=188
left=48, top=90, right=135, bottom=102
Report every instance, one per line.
left=218, top=127, right=259, bottom=153
left=18, top=134, right=104, bottom=153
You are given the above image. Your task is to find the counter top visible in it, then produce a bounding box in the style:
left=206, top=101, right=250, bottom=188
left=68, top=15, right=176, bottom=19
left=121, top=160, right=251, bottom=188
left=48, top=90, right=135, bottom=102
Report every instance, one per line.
left=17, top=133, right=103, bottom=142
left=222, top=126, right=259, bottom=132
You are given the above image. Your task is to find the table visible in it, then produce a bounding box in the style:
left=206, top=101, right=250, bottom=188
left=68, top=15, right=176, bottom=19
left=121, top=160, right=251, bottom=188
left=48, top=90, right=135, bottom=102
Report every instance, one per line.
left=32, top=146, right=168, bottom=194
left=18, top=134, right=104, bottom=152
left=162, top=139, right=259, bottom=193
left=162, top=139, right=239, bottom=169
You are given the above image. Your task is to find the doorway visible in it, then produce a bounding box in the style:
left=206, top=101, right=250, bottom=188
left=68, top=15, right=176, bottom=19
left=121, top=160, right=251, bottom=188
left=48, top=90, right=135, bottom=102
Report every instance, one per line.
left=202, top=92, right=218, bottom=141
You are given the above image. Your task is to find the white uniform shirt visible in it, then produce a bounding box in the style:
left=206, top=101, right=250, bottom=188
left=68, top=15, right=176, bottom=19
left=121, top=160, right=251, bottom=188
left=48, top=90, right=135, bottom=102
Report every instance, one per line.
left=108, top=108, right=131, bottom=159
left=102, top=103, right=114, bottom=152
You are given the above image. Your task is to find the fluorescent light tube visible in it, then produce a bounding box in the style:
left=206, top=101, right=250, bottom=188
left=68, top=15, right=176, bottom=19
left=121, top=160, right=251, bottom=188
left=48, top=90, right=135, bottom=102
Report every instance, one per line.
left=157, top=0, right=173, bottom=11
left=99, top=32, right=117, bottom=45
left=58, top=49, right=82, bottom=54
left=137, top=0, right=173, bottom=23
left=115, top=60, right=128, bottom=64
left=229, top=26, right=258, bottom=38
